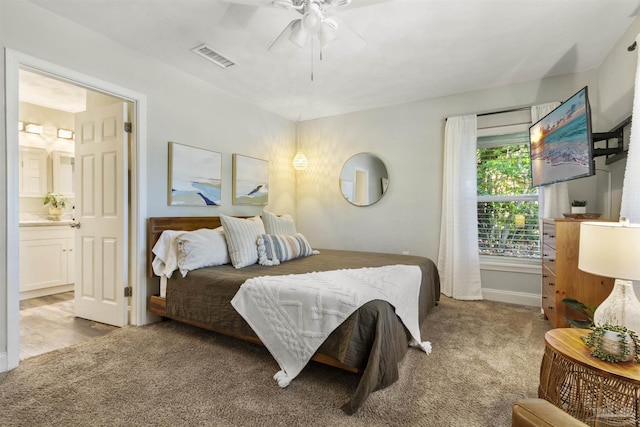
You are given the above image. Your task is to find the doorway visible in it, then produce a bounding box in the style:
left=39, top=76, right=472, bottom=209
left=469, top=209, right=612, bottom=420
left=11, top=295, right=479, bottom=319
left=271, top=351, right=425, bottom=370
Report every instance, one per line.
left=17, top=71, right=128, bottom=359
left=4, top=49, right=148, bottom=371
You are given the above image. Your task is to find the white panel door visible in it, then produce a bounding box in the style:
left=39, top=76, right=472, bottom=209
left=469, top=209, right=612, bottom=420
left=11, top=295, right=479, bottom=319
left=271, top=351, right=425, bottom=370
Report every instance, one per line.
left=73, top=102, right=128, bottom=327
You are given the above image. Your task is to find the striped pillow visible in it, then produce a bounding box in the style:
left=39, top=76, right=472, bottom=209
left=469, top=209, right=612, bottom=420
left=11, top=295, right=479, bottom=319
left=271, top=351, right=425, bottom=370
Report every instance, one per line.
left=257, top=233, right=317, bottom=266
left=220, top=215, right=265, bottom=269
left=262, top=210, right=296, bottom=235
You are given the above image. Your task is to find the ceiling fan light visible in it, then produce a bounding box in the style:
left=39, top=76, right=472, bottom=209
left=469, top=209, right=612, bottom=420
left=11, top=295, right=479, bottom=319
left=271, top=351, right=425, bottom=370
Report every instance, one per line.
left=289, top=20, right=309, bottom=48
left=302, top=11, right=322, bottom=35
left=318, top=23, right=338, bottom=48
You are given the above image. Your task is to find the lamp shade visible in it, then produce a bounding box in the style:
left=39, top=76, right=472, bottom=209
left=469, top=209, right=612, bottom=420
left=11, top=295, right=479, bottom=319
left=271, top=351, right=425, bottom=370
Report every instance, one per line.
left=292, top=151, right=308, bottom=171
left=578, top=221, right=640, bottom=281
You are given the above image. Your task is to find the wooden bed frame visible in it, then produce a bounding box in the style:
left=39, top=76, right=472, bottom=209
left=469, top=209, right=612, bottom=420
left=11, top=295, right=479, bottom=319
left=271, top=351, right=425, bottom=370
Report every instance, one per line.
left=146, top=216, right=359, bottom=373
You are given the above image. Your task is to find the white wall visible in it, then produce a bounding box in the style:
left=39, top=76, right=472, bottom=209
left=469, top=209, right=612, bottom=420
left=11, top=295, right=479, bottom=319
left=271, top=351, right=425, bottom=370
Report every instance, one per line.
left=297, top=73, right=598, bottom=260
left=296, top=18, right=640, bottom=302
left=0, top=0, right=296, bottom=370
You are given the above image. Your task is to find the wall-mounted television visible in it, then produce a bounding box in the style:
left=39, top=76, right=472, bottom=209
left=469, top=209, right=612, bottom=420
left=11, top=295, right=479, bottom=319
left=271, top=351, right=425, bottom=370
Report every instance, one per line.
left=529, top=86, right=594, bottom=187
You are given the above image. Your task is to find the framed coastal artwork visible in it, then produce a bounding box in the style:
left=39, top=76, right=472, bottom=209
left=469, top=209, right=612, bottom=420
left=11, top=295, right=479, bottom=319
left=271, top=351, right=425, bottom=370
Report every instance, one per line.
left=168, top=142, right=222, bottom=206
left=232, top=154, right=269, bottom=206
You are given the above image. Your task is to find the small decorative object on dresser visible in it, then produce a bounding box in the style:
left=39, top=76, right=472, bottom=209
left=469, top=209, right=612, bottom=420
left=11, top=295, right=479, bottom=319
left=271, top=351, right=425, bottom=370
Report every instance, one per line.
left=43, top=192, right=67, bottom=220
left=570, top=200, right=587, bottom=214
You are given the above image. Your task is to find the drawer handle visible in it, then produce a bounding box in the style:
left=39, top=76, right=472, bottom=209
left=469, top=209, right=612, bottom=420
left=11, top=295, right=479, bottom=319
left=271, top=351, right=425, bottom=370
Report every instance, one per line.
left=547, top=306, right=553, bottom=310
left=548, top=282, right=555, bottom=286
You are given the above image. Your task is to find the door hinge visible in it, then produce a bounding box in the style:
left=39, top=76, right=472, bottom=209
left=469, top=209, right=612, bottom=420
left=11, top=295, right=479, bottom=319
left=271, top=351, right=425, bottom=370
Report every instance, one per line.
left=124, top=122, right=132, bottom=133
left=124, top=286, right=133, bottom=297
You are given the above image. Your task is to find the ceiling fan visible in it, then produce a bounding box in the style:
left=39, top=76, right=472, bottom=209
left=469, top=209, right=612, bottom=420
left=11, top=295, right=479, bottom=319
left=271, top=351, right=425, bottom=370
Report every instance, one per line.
left=268, top=0, right=352, bottom=51
left=222, top=0, right=367, bottom=52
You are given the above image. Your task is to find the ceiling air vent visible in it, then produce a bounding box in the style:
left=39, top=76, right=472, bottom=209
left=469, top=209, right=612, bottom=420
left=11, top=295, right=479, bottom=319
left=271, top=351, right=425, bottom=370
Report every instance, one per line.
left=191, top=44, right=235, bottom=69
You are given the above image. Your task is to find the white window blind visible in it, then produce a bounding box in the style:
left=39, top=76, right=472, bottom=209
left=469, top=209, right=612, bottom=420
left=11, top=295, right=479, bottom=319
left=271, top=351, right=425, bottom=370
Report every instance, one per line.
left=477, top=128, right=541, bottom=259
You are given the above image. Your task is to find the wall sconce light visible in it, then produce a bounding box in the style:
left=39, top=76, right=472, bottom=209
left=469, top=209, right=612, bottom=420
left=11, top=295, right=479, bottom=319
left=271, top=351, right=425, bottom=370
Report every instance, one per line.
left=292, top=151, right=308, bottom=171
left=24, top=123, right=43, bottom=135
left=18, top=121, right=24, bottom=131
left=57, top=128, right=74, bottom=140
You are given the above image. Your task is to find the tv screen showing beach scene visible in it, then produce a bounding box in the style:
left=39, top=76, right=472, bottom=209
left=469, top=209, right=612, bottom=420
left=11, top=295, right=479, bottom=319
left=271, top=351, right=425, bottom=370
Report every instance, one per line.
left=529, top=87, right=594, bottom=187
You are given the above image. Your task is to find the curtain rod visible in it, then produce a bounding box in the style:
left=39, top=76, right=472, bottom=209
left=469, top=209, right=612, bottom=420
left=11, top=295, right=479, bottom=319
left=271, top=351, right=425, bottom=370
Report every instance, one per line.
left=446, top=106, right=530, bottom=121
left=478, top=106, right=530, bottom=117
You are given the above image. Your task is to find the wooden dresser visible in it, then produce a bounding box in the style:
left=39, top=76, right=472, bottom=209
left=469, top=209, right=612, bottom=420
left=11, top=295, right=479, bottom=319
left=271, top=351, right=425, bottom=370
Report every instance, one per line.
left=541, top=218, right=614, bottom=328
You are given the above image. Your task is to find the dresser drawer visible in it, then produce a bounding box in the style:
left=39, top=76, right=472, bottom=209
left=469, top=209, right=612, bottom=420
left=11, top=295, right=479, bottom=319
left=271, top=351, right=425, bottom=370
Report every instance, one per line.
left=543, top=245, right=557, bottom=274
left=542, top=222, right=557, bottom=249
left=542, top=293, right=556, bottom=325
left=542, top=268, right=556, bottom=294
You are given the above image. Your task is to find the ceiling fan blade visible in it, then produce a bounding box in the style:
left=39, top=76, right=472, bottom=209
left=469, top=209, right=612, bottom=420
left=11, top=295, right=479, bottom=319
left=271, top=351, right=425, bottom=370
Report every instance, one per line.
left=320, top=15, right=367, bottom=54
left=219, top=3, right=259, bottom=30
left=268, top=19, right=301, bottom=52
left=218, top=0, right=274, bottom=5
left=338, top=0, right=395, bottom=10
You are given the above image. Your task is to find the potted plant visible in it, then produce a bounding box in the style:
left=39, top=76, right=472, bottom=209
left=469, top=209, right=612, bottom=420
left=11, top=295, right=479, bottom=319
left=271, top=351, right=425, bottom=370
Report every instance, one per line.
left=571, top=200, right=587, bottom=214
left=43, top=192, right=67, bottom=220
left=582, top=324, right=640, bottom=363
left=562, top=297, right=597, bottom=329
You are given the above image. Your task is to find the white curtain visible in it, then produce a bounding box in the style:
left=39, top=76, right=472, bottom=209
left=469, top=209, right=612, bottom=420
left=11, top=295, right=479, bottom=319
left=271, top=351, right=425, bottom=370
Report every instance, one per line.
left=621, top=33, right=640, bottom=224
left=531, top=102, right=569, bottom=219
left=437, top=115, right=482, bottom=300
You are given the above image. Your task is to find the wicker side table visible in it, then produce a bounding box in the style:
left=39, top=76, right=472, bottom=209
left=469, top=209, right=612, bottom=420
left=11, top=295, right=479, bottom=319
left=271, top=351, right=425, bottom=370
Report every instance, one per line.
left=539, top=328, right=640, bottom=426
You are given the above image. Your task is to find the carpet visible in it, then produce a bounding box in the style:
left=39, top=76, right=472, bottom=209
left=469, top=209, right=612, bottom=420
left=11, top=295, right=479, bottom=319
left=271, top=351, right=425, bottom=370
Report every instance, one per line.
left=0, top=296, right=550, bottom=426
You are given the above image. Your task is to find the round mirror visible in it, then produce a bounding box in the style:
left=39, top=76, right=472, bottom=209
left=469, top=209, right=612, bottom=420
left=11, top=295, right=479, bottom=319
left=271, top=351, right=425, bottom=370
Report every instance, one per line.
left=339, top=153, right=389, bottom=206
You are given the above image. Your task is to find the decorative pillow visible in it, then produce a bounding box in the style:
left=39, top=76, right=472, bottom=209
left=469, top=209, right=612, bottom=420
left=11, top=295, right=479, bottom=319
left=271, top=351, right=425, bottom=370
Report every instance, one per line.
left=176, top=227, right=230, bottom=277
left=257, top=233, right=318, bottom=266
left=220, top=215, right=266, bottom=269
left=262, top=210, right=296, bottom=235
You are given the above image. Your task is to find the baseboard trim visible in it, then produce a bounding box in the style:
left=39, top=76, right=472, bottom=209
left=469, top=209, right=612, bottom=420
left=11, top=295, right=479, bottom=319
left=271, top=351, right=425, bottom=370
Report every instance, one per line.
left=20, top=284, right=73, bottom=301
left=0, top=352, right=7, bottom=373
left=482, top=288, right=541, bottom=307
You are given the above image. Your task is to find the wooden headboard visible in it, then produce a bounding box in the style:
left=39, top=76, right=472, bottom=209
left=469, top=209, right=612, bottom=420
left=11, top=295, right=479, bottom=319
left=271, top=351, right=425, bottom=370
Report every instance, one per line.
left=147, top=216, right=250, bottom=278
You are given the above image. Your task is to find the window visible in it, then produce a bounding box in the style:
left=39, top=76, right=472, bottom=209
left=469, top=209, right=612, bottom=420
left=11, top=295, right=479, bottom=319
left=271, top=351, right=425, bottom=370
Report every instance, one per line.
left=477, top=130, right=540, bottom=259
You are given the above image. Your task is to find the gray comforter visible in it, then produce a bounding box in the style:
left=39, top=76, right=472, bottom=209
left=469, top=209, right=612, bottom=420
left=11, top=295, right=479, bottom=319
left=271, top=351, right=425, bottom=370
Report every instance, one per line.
left=164, top=249, right=440, bottom=414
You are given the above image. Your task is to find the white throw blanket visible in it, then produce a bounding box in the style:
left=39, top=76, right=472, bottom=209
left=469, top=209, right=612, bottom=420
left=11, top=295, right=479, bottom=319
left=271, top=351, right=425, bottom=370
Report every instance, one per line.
left=231, top=264, right=432, bottom=388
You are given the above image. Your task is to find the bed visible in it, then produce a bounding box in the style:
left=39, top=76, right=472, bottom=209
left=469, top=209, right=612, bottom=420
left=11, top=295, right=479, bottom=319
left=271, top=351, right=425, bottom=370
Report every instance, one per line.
left=147, top=216, right=440, bottom=414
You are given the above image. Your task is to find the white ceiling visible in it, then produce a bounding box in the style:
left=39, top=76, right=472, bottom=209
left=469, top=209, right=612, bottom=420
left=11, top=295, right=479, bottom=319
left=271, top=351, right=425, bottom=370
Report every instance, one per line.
left=26, top=0, right=640, bottom=121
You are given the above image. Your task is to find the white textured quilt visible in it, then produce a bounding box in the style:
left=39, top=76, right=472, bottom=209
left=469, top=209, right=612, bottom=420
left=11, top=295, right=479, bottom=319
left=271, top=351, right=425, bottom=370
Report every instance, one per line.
left=231, top=264, right=431, bottom=387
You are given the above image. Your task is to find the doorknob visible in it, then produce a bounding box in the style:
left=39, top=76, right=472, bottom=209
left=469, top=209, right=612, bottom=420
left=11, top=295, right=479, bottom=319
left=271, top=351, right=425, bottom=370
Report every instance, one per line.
left=70, top=221, right=81, bottom=229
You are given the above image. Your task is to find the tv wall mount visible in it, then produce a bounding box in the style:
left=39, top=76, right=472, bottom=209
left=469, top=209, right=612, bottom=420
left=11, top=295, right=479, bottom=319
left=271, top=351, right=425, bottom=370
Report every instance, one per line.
left=592, top=115, right=632, bottom=164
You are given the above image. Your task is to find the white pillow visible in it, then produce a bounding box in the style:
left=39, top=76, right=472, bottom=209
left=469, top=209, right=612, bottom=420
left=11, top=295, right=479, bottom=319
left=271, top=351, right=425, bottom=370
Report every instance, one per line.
left=151, top=230, right=183, bottom=278
left=262, top=210, right=296, bottom=235
left=176, top=227, right=230, bottom=277
left=220, top=215, right=265, bottom=269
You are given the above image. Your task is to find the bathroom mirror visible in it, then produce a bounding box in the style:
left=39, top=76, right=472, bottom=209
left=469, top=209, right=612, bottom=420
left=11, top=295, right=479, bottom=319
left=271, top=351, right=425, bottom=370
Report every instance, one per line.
left=339, top=153, right=389, bottom=206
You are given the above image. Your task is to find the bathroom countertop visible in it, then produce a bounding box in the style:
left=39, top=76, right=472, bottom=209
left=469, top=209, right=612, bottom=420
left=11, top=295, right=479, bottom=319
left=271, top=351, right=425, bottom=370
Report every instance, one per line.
left=19, top=213, right=73, bottom=227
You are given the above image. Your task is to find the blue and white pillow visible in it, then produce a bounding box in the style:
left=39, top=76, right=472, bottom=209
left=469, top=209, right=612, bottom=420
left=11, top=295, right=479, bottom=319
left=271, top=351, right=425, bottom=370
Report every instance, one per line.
left=257, top=233, right=318, bottom=266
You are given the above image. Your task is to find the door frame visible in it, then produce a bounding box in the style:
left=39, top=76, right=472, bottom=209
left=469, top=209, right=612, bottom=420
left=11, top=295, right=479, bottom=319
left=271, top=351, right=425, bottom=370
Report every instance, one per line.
left=4, top=49, right=148, bottom=371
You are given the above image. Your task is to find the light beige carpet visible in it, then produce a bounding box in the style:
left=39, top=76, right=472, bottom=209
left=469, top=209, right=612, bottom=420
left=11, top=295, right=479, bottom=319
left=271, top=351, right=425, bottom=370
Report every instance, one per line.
left=0, top=296, right=550, bottom=426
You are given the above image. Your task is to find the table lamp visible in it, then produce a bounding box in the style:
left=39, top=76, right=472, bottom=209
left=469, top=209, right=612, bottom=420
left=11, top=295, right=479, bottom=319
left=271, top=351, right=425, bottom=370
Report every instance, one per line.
left=578, top=219, right=640, bottom=334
